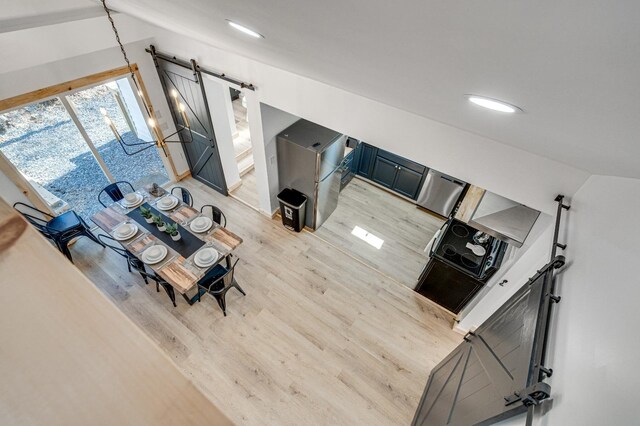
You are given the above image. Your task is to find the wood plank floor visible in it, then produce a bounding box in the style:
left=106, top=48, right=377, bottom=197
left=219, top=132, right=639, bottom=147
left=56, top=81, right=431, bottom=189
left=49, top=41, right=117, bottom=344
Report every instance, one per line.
left=314, top=178, right=444, bottom=289
left=76, top=177, right=460, bottom=426
left=230, top=168, right=259, bottom=211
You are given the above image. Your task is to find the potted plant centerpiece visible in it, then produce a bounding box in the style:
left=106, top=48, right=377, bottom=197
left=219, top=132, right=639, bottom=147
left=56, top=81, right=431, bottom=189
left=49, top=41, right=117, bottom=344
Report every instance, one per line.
left=165, top=223, right=181, bottom=241
left=153, top=214, right=166, bottom=232
left=140, top=205, right=154, bottom=223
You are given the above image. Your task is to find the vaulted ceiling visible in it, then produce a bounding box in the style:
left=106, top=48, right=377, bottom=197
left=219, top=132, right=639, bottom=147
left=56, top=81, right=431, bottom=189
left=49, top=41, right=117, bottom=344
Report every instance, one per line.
left=8, top=0, right=640, bottom=177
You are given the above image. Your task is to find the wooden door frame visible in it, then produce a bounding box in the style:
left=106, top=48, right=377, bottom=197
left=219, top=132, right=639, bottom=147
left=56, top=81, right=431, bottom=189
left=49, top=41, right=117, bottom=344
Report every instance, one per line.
left=0, top=64, right=178, bottom=214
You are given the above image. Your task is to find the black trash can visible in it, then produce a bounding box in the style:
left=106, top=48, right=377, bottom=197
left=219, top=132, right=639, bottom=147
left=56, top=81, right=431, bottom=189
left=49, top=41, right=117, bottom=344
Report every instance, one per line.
left=277, top=188, right=307, bottom=232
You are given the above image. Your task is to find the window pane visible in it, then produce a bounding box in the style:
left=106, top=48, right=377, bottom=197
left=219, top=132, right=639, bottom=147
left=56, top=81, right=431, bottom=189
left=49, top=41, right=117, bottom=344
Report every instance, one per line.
left=0, top=98, right=110, bottom=220
left=67, top=79, right=169, bottom=188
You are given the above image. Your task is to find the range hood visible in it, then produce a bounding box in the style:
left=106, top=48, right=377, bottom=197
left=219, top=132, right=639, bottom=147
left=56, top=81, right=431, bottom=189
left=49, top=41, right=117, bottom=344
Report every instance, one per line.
left=469, top=191, right=540, bottom=247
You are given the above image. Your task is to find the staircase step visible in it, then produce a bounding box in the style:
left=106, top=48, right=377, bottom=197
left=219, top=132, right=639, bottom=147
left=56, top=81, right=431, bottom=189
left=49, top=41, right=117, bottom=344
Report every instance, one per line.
left=235, top=146, right=252, bottom=162
left=237, top=151, right=254, bottom=177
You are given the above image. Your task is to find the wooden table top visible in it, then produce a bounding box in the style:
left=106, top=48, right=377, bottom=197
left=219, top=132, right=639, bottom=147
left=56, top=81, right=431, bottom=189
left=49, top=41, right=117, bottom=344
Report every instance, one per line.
left=91, top=186, right=243, bottom=294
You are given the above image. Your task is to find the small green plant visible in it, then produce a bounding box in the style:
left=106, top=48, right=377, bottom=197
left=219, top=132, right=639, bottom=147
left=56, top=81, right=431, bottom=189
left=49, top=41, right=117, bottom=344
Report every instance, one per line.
left=140, top=205, right=152, bottom=218
left=152, top=214, right=164, bottom=226
left=164, top=223, right=178, bottom=236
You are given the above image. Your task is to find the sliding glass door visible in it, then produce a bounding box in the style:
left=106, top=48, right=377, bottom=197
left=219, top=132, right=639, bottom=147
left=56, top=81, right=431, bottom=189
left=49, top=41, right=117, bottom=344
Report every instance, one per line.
left=0, top=77, right=169, bottom=221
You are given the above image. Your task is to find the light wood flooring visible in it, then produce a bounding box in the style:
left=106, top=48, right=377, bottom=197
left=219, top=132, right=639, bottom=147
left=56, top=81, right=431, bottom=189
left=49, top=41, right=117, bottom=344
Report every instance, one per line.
left=230, top=168, right=260, bottom=211
left=76, top=177, right=460, bottom=426
left=314, top=178, right=445, bottom=289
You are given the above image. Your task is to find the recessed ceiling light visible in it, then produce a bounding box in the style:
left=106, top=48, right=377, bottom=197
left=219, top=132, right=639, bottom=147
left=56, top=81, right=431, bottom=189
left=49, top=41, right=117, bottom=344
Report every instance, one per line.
left=466, top=95, right=522, bottom=113
left=227, top=20, right=264, bottom=39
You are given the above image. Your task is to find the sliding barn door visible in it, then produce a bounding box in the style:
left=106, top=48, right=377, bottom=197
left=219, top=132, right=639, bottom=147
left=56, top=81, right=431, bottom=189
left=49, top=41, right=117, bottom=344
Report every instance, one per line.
left=412, top=271, right=553, bottom=425
left=154, top=58, right=227, bottom=194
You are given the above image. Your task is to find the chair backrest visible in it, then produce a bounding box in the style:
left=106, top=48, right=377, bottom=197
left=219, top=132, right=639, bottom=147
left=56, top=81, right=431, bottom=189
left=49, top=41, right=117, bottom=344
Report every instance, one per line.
left=223, top=257, right=240, bottom=287
left=201, top=204, right=226, bottom=227
left=13, top=202, right=55, bottom=236
left=204, top=256, right=240, bottom=292
left=171, top=186, right=193, bottom=207
left=98, top=181, right=135, bottom=207
left=97, top=234, right=130, bottom=259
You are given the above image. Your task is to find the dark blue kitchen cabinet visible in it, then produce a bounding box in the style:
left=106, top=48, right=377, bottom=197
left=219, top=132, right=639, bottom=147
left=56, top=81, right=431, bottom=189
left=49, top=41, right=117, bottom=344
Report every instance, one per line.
left=372, top=156, right=399, bottom=189
left=393, top=166, right=423, bottom=199
left=356, top=143, right=377, bottom=178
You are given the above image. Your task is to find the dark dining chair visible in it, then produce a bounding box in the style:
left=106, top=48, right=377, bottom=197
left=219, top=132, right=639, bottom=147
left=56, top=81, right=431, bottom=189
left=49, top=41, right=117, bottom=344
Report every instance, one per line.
left=13, top=202, right=103, bottom=263
left=171, top=186, right=193, bottom=207
left=97, top=234, right=148, bottom=283
left=196, top=255, right=245, bottom=316
left=98, top=234, right=177, bottom=307
left=201, top=204, right=226, bottom=227
left=98, top=181, right=135, bottom=207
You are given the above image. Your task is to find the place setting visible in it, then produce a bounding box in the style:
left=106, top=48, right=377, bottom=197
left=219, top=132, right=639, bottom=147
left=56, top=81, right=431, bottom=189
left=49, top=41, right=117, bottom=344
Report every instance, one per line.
left=192, top=243, right=220, bottom=269
left=141, top=244, right=169, bottom=265
left=119, top=192, right=145, bottom=209
left=111, top=221, right=139, bottom=241
left=188, top=215, right=214, bottom=234
left=154, top=195, right=180, bottom=212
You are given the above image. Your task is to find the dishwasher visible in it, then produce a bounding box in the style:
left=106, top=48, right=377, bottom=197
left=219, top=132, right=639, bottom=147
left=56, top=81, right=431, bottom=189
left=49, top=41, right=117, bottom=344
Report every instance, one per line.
left=416, top=169, right=467, bottom=217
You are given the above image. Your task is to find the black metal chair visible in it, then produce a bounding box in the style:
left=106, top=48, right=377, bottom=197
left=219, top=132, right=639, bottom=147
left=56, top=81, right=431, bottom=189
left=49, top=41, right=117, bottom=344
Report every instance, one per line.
left=13, top=202, right=103, bottom=263
left=98, top=181, right=135, bottom=207
left=201, top=204, right=226, bottom=227
left=196, top=255, right=245, bottom=316
left=171, top=186, right=193, bottom=207
left=98, top=234, right=177, bottom=307
left=97, top=234, right=149, bottom=283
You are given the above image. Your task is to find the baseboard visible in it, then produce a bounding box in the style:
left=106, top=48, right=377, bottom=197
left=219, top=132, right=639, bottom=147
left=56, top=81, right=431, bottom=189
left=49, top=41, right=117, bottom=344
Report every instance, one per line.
left=452, top=322, right=472, bottom=335
left=260, top=207, right=279, bottom=219
left=176, top=170, right=192, bottom=181
left=227, top=180, right=243, bottom=192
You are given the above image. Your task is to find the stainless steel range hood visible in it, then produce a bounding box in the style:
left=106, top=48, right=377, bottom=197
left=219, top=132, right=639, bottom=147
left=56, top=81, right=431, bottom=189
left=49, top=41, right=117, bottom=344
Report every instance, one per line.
left=468, top=191, right=540, bottom=247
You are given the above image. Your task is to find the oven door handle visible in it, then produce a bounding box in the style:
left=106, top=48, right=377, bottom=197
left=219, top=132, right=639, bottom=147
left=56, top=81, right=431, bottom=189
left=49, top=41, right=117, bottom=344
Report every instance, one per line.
left=429, top=221, right=448, bottom=257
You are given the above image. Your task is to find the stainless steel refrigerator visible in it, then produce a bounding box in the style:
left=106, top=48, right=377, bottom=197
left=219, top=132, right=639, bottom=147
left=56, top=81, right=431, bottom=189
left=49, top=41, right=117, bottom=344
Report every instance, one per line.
left=277, top=119, right=346, bottom=230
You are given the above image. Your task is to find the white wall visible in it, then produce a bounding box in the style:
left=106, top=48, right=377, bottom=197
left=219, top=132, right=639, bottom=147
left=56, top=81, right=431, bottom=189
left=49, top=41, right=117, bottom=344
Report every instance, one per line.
left=202, top=76, right=241, bottom=190
left=491, top=174, right=640, bottom=425
left=257, top=103, right=300, bottom=213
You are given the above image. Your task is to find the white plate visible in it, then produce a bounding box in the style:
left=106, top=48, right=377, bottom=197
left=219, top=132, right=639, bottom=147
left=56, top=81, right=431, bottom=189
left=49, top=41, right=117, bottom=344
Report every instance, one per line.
left=113, top=223, right=138, bottom=241
left=194, top=247, right=219, bottom=268
left=190, top=216, right=213, bottom=233
left=141, top=245, right=168, bottom=265
left=121, top=193, right=143, bottom=207
left=156, top=195, right=178, bottom=211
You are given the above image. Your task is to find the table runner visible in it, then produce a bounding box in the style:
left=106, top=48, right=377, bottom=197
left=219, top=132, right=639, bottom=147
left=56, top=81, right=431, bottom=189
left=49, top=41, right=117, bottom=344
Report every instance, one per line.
left=127, top=203, right=205, bottom=258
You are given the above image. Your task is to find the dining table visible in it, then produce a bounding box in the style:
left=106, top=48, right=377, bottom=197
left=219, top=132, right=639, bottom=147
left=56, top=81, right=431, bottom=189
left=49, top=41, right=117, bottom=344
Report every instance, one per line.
left=91, top=184, right=243, bottom=305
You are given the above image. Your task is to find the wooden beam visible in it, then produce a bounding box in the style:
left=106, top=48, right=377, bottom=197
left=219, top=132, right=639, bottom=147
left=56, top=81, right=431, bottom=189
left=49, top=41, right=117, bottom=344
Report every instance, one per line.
left=0, top=150, right=52, bottom=214
left=455, top=185, right=486, bottom=223
left=0, top=65, right=133, bottom=112
left=131, top=65, right=179, bottom=179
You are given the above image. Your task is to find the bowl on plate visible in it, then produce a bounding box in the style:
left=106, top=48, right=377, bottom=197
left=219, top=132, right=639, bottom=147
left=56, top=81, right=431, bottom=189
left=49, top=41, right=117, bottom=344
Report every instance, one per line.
left=124, top=193, right=139, bottom=203
left=142, top=245, right=168, bottom=264
left=194, top=247, right=218, bottom=267
left=190, top=216, right=212, bottom=233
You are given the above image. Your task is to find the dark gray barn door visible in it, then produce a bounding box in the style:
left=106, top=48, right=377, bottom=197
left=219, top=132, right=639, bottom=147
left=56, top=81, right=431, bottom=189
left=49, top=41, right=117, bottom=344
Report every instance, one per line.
left=154, top=58, right=227, bottom=194
left=412, top=272, right=550, bottom=425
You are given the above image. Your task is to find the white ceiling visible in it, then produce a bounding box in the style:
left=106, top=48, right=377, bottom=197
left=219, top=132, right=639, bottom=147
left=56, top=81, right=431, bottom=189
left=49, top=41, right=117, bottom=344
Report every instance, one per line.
left=22, top=0, right=640, bottom=177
